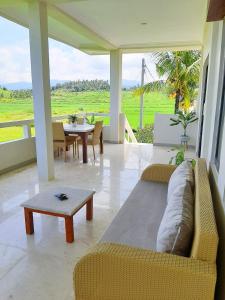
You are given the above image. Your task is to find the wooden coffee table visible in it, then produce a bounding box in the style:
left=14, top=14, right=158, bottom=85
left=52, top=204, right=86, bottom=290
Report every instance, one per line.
left=21, top=187, right=95, bottom=243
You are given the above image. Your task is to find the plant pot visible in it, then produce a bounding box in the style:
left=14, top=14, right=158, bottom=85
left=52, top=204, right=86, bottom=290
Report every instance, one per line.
left=180, top=134, right=190, bottom=144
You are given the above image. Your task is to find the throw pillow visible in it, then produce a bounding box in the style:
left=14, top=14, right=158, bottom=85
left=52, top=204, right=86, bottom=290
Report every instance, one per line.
left=167, top=160, right=194, bottom=200
left=156, top=180, right=194, bottom=256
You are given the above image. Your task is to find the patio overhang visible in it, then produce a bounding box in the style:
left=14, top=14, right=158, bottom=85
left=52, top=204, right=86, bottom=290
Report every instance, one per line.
left=0, top=0, right=207, bottom=55
left=0, top=0, right=209, bottom=182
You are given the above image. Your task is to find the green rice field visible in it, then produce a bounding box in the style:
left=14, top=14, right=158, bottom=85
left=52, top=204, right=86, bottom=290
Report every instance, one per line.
left=0, top=90, right=174, bottom=142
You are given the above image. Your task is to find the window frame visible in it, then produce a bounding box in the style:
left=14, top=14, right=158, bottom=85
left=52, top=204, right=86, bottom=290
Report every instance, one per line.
left=214, top=70, right=225, bottom=170
left=212, top=23, right=225, bottom=171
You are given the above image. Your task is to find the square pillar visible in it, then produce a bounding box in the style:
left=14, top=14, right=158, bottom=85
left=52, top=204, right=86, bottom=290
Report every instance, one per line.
left=29, top=1, right=54, bottom=181
left=110, top=49, right=122, bottom=143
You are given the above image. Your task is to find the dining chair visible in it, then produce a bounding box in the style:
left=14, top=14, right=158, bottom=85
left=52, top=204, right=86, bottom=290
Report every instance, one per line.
left=77, top=121, right=103, bottom=160
left=52, top=122, right=78, bottom=162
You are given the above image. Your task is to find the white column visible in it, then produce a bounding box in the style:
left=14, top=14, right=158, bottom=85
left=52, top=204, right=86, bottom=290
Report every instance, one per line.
left=29, top=1, right=54, bottom=181
left=110, top=49, right=122, bottom=143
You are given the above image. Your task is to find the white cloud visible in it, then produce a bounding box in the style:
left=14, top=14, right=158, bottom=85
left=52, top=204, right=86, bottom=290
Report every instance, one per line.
left=0, top=43, right=31, bottom=83
left=49, top=45, right=110, bottom=81
left=0, top=37, right=158, bottom=84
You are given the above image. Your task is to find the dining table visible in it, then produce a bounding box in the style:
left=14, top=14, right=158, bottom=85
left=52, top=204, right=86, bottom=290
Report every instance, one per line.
left=64, top=124, right=103, bottom=163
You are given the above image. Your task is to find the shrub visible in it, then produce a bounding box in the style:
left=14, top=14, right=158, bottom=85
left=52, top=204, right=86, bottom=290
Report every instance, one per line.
left=135, top=124, right=154, bottom=143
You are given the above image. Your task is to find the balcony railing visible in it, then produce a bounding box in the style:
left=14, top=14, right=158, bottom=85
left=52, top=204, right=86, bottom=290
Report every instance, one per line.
left=0, top=113, right=110, bottom=143
left=0, top=113, right=111, bottom=174
left=123, top=115, right=137, bottom=143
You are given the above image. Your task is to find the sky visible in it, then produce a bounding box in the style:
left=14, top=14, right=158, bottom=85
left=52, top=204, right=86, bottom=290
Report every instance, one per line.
left=0, top=16, right=157, bottom=85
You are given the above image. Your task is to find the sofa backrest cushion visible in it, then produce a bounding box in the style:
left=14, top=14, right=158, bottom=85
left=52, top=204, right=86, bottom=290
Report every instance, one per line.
left=167, top=161, right=194, bottom=199
left=190, top=159, right=218, bottom=263
left=156, top=178, right=194, bottom=256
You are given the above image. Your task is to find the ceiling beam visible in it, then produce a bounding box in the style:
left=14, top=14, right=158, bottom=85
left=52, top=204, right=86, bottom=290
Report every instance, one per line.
left=120, top=42, right=202, bottom=54
left=48, top=4, right=116, bottom=51
left=0, top=9, right=95, bottom=55
left=207, top=0, right=225, bottom=21
left=0, top=2, right=116, bottom=53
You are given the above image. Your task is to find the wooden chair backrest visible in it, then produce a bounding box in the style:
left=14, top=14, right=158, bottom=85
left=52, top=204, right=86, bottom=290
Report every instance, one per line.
left=52, top=122, right=65, bottom=141
left=93, top=121, right=103, bottom=144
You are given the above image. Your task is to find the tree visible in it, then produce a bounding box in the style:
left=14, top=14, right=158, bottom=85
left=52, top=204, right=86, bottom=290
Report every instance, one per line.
left=138, top=51, right=201, bottom=113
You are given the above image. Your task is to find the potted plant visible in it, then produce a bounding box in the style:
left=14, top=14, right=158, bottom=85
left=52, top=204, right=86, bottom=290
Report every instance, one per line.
left=169, top=146, right=196, bottom=167
left=68, top=114, right=78, bottom=127
left=85, top=113, right=96, bottom=125
left=170, top=111, right=198, bottom=146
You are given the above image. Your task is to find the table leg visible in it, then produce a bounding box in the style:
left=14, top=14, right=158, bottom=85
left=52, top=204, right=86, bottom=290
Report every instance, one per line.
left=86, top=197, right=93, bottom=221
left=80, top=132, right=88, bottom=163
left=24, top=208, right=34, bottom=234
left=65, top=216, right=74, bottom=243
left=100, top=131, right=103, bottom=154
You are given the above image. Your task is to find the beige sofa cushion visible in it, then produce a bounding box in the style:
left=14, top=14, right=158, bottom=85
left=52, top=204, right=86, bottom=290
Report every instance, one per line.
left=168, top=161, right=194, bottom=199
left=100, top=180, right=168, bottom=251
left=156, top=180, right=194, bottom=256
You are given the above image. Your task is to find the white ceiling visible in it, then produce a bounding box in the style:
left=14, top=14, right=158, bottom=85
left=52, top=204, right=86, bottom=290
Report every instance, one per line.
left=0, top=0, right=208, bottom=54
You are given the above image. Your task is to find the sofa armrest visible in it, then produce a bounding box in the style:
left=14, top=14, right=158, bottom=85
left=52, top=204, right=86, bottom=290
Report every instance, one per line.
left=141, top=164, right=176, bottom=183
left=74, top=243, right=216, bottom=300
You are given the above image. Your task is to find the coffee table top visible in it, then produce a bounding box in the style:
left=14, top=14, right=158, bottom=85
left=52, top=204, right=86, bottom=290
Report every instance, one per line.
left=21, top=187, right=95, bottom=216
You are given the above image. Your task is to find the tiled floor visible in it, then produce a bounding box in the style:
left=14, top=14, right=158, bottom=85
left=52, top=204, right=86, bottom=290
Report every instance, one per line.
left=0, top=143, right=195, bottom=300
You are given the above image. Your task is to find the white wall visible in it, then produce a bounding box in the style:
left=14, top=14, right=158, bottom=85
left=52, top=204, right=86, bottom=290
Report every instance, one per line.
left=154, top=113, right=198, bottom=147
left=0, top=138, right=36, bottom=173
left=102, top=125, right=111, bottom=142
left=103, top=114, right=125, bottom=143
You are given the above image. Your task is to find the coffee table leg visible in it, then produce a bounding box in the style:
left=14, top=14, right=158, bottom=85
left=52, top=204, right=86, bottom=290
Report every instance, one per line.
left=65, top=216, right=74, bottom=243
left=24, top=208, right=34, bottom=234
left=86, top=197, right=93, bottom=221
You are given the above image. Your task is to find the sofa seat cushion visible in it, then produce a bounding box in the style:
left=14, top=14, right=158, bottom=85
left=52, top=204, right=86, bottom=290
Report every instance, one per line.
left=100, top=180, right=168, bottom=251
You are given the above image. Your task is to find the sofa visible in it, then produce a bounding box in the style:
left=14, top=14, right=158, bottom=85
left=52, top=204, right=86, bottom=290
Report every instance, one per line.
left=74, top=159, right=218, bottom=299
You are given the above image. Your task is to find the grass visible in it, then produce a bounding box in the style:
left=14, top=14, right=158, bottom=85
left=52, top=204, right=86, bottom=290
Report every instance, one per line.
left=0, top=90, right=174, bottom=142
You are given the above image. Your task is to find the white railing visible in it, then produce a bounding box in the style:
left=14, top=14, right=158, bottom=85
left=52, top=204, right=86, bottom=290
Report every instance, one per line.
left=0, top=113, right=110, bottom=141
left=0, top=119, right=34, bottom=139
left=124, top=115, right=137, bottom=143
left=0, top=112, right=111, bottom=173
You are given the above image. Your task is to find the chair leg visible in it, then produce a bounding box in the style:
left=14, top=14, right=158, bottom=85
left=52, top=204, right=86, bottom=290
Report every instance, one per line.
left=73, top=143, right=75, bottom=158
left=92, top=145, right=96, bottom=160
left=77, top=144, right=79, bottom=159
left=64, top=146, right=67, bottom=162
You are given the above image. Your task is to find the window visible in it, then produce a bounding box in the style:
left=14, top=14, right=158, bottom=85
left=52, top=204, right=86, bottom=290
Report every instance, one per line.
left=197, top=57, right=209, bottom=157
left=214, top=70, right=225, bottom=170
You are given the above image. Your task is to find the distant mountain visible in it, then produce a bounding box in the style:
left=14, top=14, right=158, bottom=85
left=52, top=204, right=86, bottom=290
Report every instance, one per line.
left=1, top=79, right=139, bottom=90
left=1, top=80, right=69, bottom=91
left=122, top=80, right=140, bottom=88
left=2, top=82, right=32, bottom=90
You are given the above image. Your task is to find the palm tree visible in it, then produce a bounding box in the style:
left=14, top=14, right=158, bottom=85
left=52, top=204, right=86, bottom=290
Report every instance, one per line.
left=138, top=51, right=201, bottom=113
